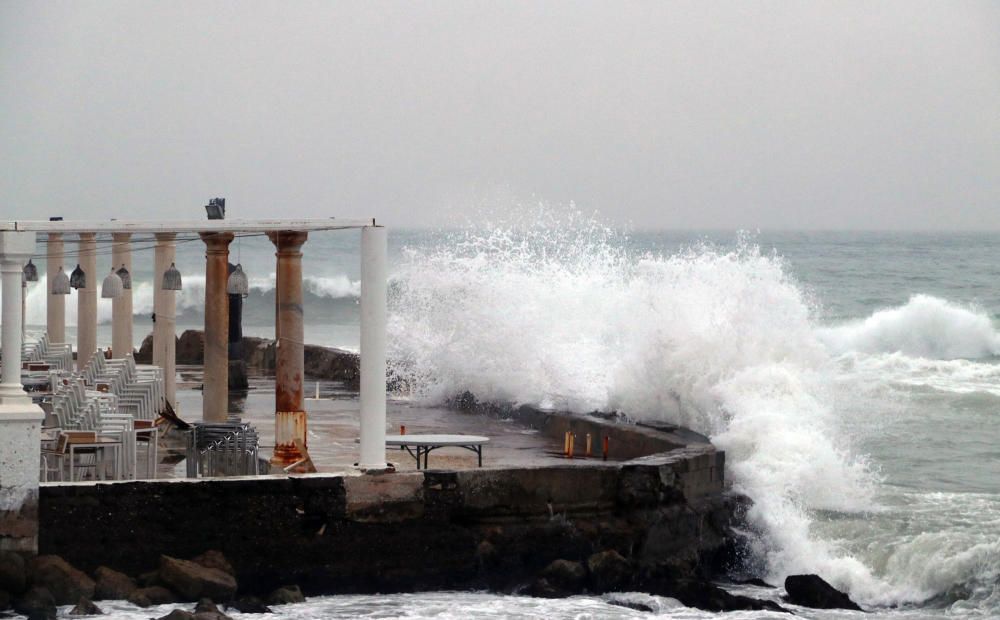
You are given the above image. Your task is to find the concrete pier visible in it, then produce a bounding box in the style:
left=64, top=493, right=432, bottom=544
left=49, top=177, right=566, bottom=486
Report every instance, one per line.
left=153, top=233, right=178, bottom=410
left=267, top=231, right=308, bottom=467
left=76, top=232, right=97, bottom=371
left=200, top=232, right=233, bottom=422
left=111, top=232, right=133, bottom=357
left=45, top=233, right=65, bottom=343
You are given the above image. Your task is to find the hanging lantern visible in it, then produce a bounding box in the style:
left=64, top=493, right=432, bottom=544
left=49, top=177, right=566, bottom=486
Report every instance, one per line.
left=52, top=267, right=71, bottom=295
left=162, top=262, right=182, bottom=291
left=69, top=264, right=86, bottom=289
left=116, top=264, right=131, bottom=290
left=226, top=263, right=249, bottom=296
left=101, top=267, right=123, bottom=299
left=23, top=259, right=38, bottom=282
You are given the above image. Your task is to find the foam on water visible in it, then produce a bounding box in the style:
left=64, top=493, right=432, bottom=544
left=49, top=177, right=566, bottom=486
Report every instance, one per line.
left=387, top=213, right=1000, bottom=613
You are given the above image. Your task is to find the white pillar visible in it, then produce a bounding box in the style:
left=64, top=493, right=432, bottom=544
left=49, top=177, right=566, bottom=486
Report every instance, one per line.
left=111, top=233, right=133, bottom=357
left=46, top=233, right=65, bottom=343
left=0, top=230, right=45, bottom=554
left=76, top=232, right=98, bottom=371
left=153, top=233, right=177, bottom=410
left=359, top=225, right=388, bottom=470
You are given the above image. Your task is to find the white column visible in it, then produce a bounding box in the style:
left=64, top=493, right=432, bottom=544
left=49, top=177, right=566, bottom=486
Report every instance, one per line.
left=46, top=233, right=65, bottom=343
left=76, top=232, right=98, bottom=371
left=153, top=233, right=177, bottom=410
left=359, top=225, right=388, bottom=470
left=111, top=233, right=133, bottom=357
left=0, top=230, right=45, bottom=554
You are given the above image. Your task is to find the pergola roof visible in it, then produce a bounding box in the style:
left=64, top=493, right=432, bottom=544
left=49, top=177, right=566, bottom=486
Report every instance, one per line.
left=0, top=218, right=377, bottom=233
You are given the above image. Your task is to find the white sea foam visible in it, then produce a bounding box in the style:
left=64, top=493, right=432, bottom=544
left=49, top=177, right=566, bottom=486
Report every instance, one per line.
left=387, top=216, right=890, bottom=602
left=817, top=295, right=1000, bottom=359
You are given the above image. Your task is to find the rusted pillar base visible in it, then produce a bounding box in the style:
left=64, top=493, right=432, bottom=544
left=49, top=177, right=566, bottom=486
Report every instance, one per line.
left=270, top=410, right=307, bottom=468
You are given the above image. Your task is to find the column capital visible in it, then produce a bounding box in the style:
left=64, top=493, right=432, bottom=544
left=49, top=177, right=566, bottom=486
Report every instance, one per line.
left=0, top=230, right=36, bottom=262
left=267, top=231, right=308, bottom=255
left=78, top=231, right=96, bottom=240
left=200, top=231, right=234, bottom=254
left=155, top=232, right=178, bottom=242
left=111, top=232, right=132, bottom=242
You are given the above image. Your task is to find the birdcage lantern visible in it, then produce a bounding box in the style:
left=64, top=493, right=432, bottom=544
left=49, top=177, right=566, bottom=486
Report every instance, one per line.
left=23, top=259, right=38, bottom=282
left=116, top=264, right=131, bottom=290
left=69, top=264, right=86, bottom=289
left=162, top=262, right=182, bottom=291
left=51, top=267, right=71, bottom=295
left=101, top=267, right=123, bottom=299
left=226, top=263, right=249, bottom=296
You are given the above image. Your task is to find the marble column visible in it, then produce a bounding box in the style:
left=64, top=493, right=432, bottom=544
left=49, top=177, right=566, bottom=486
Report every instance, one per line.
left=267, top=231, right=308, bottom=467
left=153, top=233, right=178, bottom=410
left=111, top=233, right=133, bottom=358
left=0, top=231, right=45, bottom=554
left=46, top=233, right=65, bottom=343
left=76, top=232, right=97, bottom=371
left=200, top=232, right=233, bottom=422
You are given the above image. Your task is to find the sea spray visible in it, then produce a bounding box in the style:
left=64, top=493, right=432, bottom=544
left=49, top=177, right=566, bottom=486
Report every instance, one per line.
left=386, top=214, right=883, bottom=600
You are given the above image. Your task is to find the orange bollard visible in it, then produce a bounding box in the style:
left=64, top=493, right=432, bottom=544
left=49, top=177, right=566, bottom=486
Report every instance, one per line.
left=564, top=431, right=571, bottom=456
left=568, top=433, right=575, bottom=459
left=602, top=435, right=609, bottom=461
left=400, top=424, right=406, bottom=435
left=585, top=433, right=593, bottom=457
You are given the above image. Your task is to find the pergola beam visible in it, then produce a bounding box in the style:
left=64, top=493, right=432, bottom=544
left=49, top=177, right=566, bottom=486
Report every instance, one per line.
left=3, top=218, right=375, bottom=233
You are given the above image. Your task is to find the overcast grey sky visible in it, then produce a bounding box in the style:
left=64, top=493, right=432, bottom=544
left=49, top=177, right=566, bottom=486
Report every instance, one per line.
left=1, top=1, right=998, bottom=230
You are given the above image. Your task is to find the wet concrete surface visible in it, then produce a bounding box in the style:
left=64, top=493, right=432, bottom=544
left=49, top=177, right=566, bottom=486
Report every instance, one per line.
left=165, top=366, right=597, bottom=477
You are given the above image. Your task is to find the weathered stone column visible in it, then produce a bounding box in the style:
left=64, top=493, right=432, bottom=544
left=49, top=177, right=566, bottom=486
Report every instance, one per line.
left=267, top=231, right=308, bottom=467
left=111, top=233, right=133, bottom=358
left=46, top=232, right=66, bottom=343
left=153, top=233, right=178, bottom=410
left=200, top=232, right=233, bottom=422
left=0, top=231, right=45, bottom=554
left=76, top=232, right=98, bottom=371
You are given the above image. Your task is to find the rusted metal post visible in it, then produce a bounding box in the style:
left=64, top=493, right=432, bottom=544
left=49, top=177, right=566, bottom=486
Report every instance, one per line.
left=200, top=232, right=233, bottom=422
left=267, top=230, right=308, bottom=468
left=153, top=233, right=178, bottom=410
left=111, top=232, right=132, bottom=357
left=76, top=232, right=97, bottom=371
left=46, top=232, right=65, bottom=343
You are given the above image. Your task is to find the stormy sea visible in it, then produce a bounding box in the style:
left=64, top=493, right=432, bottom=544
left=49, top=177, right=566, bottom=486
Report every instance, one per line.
left=22, top=210, right=1000, bottom=618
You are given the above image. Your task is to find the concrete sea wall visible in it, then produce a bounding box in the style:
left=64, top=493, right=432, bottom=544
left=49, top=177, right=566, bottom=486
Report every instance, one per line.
left=38, top=447, right=734, bottom=596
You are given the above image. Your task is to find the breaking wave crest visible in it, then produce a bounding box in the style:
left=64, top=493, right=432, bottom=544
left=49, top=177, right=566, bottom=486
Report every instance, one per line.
left=387, top=213, right=888, bottom=602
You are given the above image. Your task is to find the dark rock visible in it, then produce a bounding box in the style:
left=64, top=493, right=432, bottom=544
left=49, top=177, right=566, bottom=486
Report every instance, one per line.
left=266, top=585, right=305, bottom=605
left=29, top=556, right=95, bottom=605
left=734, top=577, right=774, bottom=588
left=191, top=551, right=235, bottom=577
left=128, top=585, right=178, bottom=607
left=784, top=574, right=863, bottom=611
left=69, top=596, right=102, bottom=615
left=452, top=390, right=478, bottom=412
left=159, top=556, right=237, bottom=602
left=0, top=589, right=9, bottom=611
left=227, top=595, right=272, bottom=613
left=540, top=559, right=587, bottom=593
left=303, top=344, right=359, bottom=387
left=134, top=333, right=154, bottom=364
left=176, top=330, right=205, bottom=364
left=138, top=570, right=163, bottom=588
left=0, top=551, right=27, bottom=594
left=157, top=611, right=196, bottom=620
left=671, top=580, right=789, bottom=614
left=586, top=550, right=631, bottom=593
left=606, top=598, right=655, bottom=612
left=13, top=587, right=57, bottom=620
left=93, top=565, right=137, bottom=600
left=193, top=597, right=233, bottom=620
left=523, top=577, right=564, bottom=599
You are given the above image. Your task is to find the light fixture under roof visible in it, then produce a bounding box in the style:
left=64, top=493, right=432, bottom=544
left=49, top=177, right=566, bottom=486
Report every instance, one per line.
left=162, top=262, right=182, bottom=291
left=101, top=267, right=123, bottom=299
